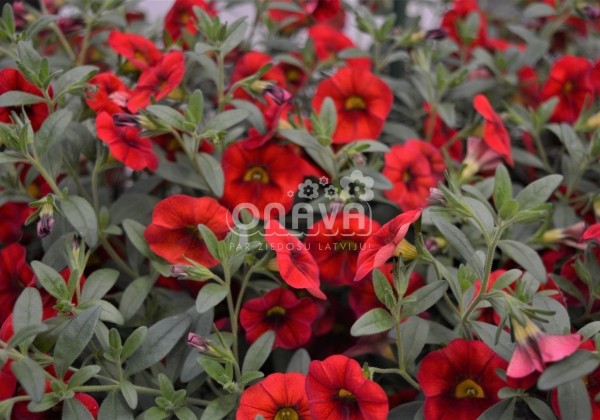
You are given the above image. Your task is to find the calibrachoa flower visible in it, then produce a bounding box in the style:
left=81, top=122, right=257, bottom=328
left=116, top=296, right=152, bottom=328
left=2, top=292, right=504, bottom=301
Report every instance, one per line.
left=237, top=372, right=311, bottom=420
left=221, top=141, right=319, bottom=218
left=240, top=287, right=318, bottom=349
left=417, top=339, right=507, bottom=420
left=305, top=212, right=380, bottom=286
left=354, top=209, right=422, bottom=282
left=506, top=317, right=581, bottom=379
left=383, top=140, right=445, bottom=211
left=144, top=195, right=233, bottom=267
left=305, top=354, right=389, bottom=419
left=308, top=24, right=371, bottom=70
left=473, top=94, right=513, bottom=166
left=108, top=31, right=162, bottom=71
left=540, top=55, right=593, bottom=123
left=265, top=220, right=325, bottom=299
left=95, top=111, right=159, bottom=171
left=312, top=67, right=393, bottom=143
left=583, top=223, right=600, bottom=243
left=0, top=243, right=35, bottom=324
left=0, top=68, right=51, bottom=131
left=164, top=0, right=217, bottom=42
left=85, top=73, right=130, bottom=115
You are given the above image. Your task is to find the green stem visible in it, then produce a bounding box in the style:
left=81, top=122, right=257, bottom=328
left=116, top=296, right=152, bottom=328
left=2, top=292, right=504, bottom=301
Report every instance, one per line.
left=77, top=17, right=94, bottom=66
left=27, top=154, right=63, bottom=198
left=36, top=2, right=77, bottom=63
left=223, top=265, right=242, bottom=381
left=216, top=53, right=225, bottom=112
left=98, top=235, right=138, bottom=278
left=530, top=132, right=552, bottom=173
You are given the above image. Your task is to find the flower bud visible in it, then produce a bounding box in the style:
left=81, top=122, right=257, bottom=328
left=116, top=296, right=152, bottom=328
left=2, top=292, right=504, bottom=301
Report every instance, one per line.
left=264, top=85, right=292, bottom=105
left=36, top=202, right=55, bottom=238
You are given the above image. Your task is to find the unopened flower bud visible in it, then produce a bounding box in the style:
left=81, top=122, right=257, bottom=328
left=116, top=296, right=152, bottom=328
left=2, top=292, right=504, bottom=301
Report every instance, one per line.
left=426, top=28, right=448, bottom=40
left=583, top=5, right=600, bottom=19
left=113, top=113, right=141, bottom=128
left=170, top=265, right=187, bottom=280
left=428, top=188, right=447, bottom=206
left=37, top=202, right=55, bottom=238
left=264, top=85, right=292, bottom=105
left=351, top=153, right=366, bottom=166
left=187, top=332, right=210, bottom=352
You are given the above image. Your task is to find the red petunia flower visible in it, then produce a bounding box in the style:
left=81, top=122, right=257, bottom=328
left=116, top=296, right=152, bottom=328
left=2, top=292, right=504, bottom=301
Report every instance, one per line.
left=237, top=372, right=311, bottom=420
left=0, top=68, right=51, bottom=131
left=440, top=0, right=488, bottom=54
left=424, top=103, right=462, bottom=161
left=96, top=112, right=159, bottom=171
left=417, top=339, right=507, bottom=420
left=221, top=141, right=319, bottom=218
left=268, top=0, right=345, bottom=33
left=108, top=31, right=162, bottom=71
left=305, top=354, right=389, bottom=420
left=383, top=140, right=445, bottom=211
left=308, top=25, right=371, bottom=70
left=127, top=51, right=186, bottom=112
left=0, top=243, right=35, bottom=324
left=0, top=202, right=31, bottom=245
left=240, top=288, right=318, bottom=349
left=164, top=0, right=217, bottom=42
left=265, top=220, right=325, bottom=299
left=86, top=73, right=130, bottom=115
left=540, top=55, right=593, bottom=124
left=304, top=212, right=380, bottom=286
left=507, top=317, right=581, bottom=379
left=144, top=195, right=233, bottom=267
left=354, top=209, right=422, bottom=282
left=473, top=94, right=513, bottom=166
left=312, top=67, right=393, bottom=143
left=583, top=224, right=600, bottom=243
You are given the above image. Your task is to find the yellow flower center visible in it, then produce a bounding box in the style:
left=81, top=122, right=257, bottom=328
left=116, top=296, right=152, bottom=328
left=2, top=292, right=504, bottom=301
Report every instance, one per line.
left=454, top=379, right=485, bottom=399
left=243, top=166, right=270, bottom=183
left=563, top=81, right=574, bottom=93
left=338, top=388, right=356, bottom=400
left=403, top=171, right=411, bottom=182
left=393, top=239, right=417, bottom=260
left=275, top=408, right=299, bottom=420
left=267, top=306, right=286, bottom=317
left=286, top=69, right=302, bottom=82
left=344, top=95, right=366, bottom=111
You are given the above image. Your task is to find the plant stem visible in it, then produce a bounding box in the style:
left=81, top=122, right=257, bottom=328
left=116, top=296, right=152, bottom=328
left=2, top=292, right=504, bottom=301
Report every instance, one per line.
left=217, top=53, right=225, bottom=112
left=77, top=17, right=94, bottom=66
left=98, top=235, right=138, bottom=278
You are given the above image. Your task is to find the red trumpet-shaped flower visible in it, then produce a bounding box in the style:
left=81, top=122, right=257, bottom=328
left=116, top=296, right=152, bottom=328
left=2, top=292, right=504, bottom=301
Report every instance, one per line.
left=473, top=94, right=513, bottom=166
left=0, top=68, right=51, bottom=131
left=507, top=317, right=581, bottom=379
left=0, top=244, right=35, bottom=324
left=164, top=0, right=217, bottom=42
left=237, top=372, right=311, bottom=420
left=583, top=223, right=600, bottom=243
left=265, top=220, right=325, bottom=299
left=144, top=195, right=232, bottom=267
left=312, top=67, right=393, bottom=143
left=86, top=73, right=130, bottom=115
left=354, top=209, right=422, bottom=282
left=305, top=354, right=389, bottom=420
left=108, top=31, right=162, bottom=70
left=308, top=25, right=371, bottom=70
left=417, top=339, right=507, bottom=420
left=240, top=288, right=318, bottom=349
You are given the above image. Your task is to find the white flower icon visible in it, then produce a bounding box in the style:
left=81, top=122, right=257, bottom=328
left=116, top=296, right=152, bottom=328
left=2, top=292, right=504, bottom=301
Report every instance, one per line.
left=340, top=170, right=374, bottom=201
left=297, top=179, right=319, bottom=199
left=324, top=185, right=338, bottom=200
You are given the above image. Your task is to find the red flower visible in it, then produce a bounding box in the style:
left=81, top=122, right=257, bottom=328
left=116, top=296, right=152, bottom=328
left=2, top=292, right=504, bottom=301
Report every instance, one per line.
left=312, top=67, right=393, bottom=144
left=0, top=68, right=51, bottom=131
left=540, top=55, right=593, bottom=124
left=127, top=51, right=185, bottom=112
left=304, top=212, right=380, bottom=286
left=265, top=220, right=325, bottom=299
left=305, top=354, right=389, bottom=420
left=473, top=94, right=513, bottom=166
left=96, top=112, right=159, bottom=171
left=417, top=339, right=507, bottom=420
left=354, top=209, right=422, bottom=282
left=507, top=317, right=581, bottom=379
left=268, top=0, right=344, bottom=33
left=221, top=141, right=318, bottom=218
left=237, top=372, right=311, bottom=420
left=424, top=103, right=462, bottom=161
left=164, top=0, right=217, bottom=42
left=440, top=0, right=488, bottom=53
left=0, top=202, right=31, bottom=245
left=144, top=195, right=233, bottom=267
left=308, top=25, right=371, bottom=70
left=0, top=243, right=35, bottom=324
left=240, top=288, right=318, bottom=349
left=383, top=140, right=445, bottom=211
left=108, top=31, right=162, bottom=70
left=583, top=223, right=600, bottom=243
left=86, top=73, right=130, bottom=115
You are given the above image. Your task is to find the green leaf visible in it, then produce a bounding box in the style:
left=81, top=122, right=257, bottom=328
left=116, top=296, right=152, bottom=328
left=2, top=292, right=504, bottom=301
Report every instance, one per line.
left=538, top=350, right=600, bottom=390
left=387, top=402, right=423, bottom=419
left=197, top=357, right=230, bottom=384
left=372, top=269, right=395, bottom=310
left=11, top=358, right=46, bottom=403
left=54, top=66, right=98, bottom=97
left=514, top=174, right=563, bottom=210
left=399, top=317, right=429, bottom=367
left=221, top=19, right=248, bottom=55
left=62, top=397, right=95, bottom=420
left=7, top=324, right=48, bottom=349
left=36, top=109, right=73, bottom=155
left=578, top=322, right=600, bottom=341
left=491, top=269, right=522, bottom=290
left=242, top=331, right=275, bottom=374
left=0, top=91, right=45, bottom=106
left=350, top=308, right=395, bottom=336
left=146, top=105, right=186, bottom=131
left=521, top=397, right=557, bottom=420
left=319, top=97, right=337, bottom=138
left=477, top=398, right=516, bottom=420
left=13, top=288, right=42, bottom=333
left=121, top=326, right=148, bottom=360
left=472, top=321, right=514, bottom=361
left=67, top=365, right=101, bottom=389
left=197, top=224, right=220, bottom=260
left=120, top=380, right=138, bottom=409
left=31, top=261, right=69, bottom=300
left=401, top=281, right=448, bottom=317
left=433, top=218, right=485, bottom=279
left=122, top=219, right=154, bottom=258
left=109, top=194, right=159, bottom=225
left=203, top=109, right=248, bottom=131
left=78, top=299, right=124, bottom=325
left=493, top=165, right=512, bottom=211
left=119, top=276, right=156, bottom=320
left=81, top=269, right=119, bottom=301
left=557, top=379, right=592, bottom=420
left=523, top=2, right=556, bottom=18
left=61, top=196, right=98, bottom=247
left=54, top=307, right=102, bottom=378
left=184, top=90, right=204, bottom=125
left=195, top=283, right=229, bottom=314
left=98, top=392, right=133, bottom=420
left=126, top=314, right=191, bottom=375
left=498, top=240, right=547, bottom=283
left=199, top=394, right=237, bottom=420
left=174, top=407, right=197, bottom=420
left=196, top=153, right=224, bottom=197
left=286, top=348, right=310, bottom=374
